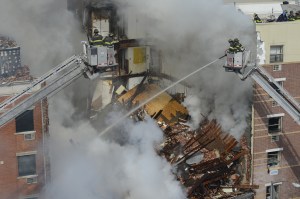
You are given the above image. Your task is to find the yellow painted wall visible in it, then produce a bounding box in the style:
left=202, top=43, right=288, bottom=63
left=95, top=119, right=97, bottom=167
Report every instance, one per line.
left=133, top=47, right=146, bottom=64
left=256, top=21, right=300, bottom=64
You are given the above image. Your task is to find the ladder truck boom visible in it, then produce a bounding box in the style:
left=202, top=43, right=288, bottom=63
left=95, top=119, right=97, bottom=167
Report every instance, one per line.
left=224, top=50, right=300, bottom=125
left=0, top=55, right=87, bottom=127
left=0, top=41, right=118, bottom=127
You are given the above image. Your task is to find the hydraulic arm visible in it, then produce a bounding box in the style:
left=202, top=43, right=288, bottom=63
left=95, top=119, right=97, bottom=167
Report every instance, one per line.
left=0, top=55, right=89, bottom=127
left=225, top=49, right=300, bottom=125
left=243, top=66, right=300, bottom=124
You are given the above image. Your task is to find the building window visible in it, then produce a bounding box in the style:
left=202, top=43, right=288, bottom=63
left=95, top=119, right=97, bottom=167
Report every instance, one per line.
left=270, top=45, right=283, bottom=63
left=273, top=65, right=282, bottom=71
left=267, top=151, right=280, bottom=168
left=266, top=184, right=279, bottom=199
left=16, top=110, right=34, bottom=133
left=17, top=154, right=36, bottom=177
left=268, top=117, right=282, bottom=133
left=271, top=135, right=279, bottom=142
left=275, top=78, right=285, bottom=87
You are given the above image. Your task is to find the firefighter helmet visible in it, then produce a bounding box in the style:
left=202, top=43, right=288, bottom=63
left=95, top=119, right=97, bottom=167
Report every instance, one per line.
left=94, top=29, right=99, bottom=34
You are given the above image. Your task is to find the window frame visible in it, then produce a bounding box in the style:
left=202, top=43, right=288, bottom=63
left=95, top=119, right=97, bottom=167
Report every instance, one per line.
left=266, top=183, right=280, bottom=199
left=273, top=64, right=282, bottom=71
left=271, top=135, right=279, bottom=142
left=15, top=109, right=34, bottom=133
left=268, top=116, right=282, bottom=133
left=270, top=45, right=283, bottom=63
left=17, top=153, right=37, bottom=177
left=267, top=151, right=281, bottom=168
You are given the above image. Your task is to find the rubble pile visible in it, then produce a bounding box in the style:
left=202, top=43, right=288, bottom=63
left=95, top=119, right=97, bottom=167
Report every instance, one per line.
left=158, top=119, right=257, bottom=198
left=0, top=37, right=32, bottom=83
left=119, top=83, right=257, bottom=198
left=0, top=36, right=17, bottom=49
left=0, top=65, right=33, bottom=84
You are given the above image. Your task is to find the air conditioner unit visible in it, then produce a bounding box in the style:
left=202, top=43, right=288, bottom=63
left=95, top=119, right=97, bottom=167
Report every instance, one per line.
left=26, top=176, right=37, bottom=184
left=24, top=132, right=35, bottom=141
left=269, top=169, right=279, bottom=176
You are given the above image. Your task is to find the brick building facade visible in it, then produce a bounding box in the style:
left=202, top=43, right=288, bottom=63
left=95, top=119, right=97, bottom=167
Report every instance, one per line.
left=253, top=63, right=300, bottom=198
left=0, top=37, right=49, bottom=199
left=0, top=87, right=49, bottom=199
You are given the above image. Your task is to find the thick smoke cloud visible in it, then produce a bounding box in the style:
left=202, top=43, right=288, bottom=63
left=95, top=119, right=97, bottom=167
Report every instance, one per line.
left=0, top=0, right=85, bottom=75
left=114, top=0, right=255, bottom=140
left=45, top=100, right=186, bottom=199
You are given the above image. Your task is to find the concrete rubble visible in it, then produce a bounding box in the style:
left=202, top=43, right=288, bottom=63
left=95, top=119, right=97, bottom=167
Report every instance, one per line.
left=0, top=36, right=17, bottom=49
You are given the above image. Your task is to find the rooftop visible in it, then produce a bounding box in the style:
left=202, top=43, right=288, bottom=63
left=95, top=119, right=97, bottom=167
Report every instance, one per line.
left=0, top=36, right=18, bottom=50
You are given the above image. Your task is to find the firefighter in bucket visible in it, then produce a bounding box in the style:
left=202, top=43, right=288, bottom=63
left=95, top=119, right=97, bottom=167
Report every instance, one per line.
left=227, top=38, right=244, bottom=54
left=225, top=38, right=245, bottom=72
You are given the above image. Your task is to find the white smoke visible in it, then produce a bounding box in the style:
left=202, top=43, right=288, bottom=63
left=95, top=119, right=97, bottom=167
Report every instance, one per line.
left=44, top=97, right=186, bottom=199
left=0, top=0, right=85, bottom=75
left=113, top=0, right=255, bottom=140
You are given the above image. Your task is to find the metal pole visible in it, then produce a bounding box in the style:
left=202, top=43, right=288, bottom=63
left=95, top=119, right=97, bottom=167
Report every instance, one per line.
left=271, top=181, right=274, bottom=199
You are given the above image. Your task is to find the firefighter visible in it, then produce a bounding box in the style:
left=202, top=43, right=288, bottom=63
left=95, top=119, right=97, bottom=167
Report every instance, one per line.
left=253, top=13, right=262, bottom=23
left=228, top=39, right=236, bottom=53
left=233, top=38, right=244, bottom=52
left=277, top=10, right=288, bottom=22
left=295, top=11, right=300, bottom=20
left=288, top=10, right=296, bottom=21
left=103, top=33, right=114, bottom=46
left=90, top=29, right=103, bottom=46
left=111, top=36, right=119, bottom=45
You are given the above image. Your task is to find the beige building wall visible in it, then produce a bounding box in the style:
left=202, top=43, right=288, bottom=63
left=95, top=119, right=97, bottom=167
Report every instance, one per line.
left=256, top=21, right=300, bottom=64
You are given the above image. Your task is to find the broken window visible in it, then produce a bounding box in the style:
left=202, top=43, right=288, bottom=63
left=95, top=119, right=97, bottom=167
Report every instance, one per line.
left=266, top=184, right=279, bottom=199
left=267, top=151, right=280, bottom=168
left=270, top=45, right=283, bottom=63
left=16, top=110, right=34, bottom=133
left=17, top=154, right=36, bottom=177
left=268, top=117, right=282, bottom=133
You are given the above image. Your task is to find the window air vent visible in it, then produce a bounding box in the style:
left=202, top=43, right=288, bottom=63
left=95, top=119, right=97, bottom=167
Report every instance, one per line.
left=26, top=176, right=37, bottom=184
left=24, top=133, right=35, bottom=141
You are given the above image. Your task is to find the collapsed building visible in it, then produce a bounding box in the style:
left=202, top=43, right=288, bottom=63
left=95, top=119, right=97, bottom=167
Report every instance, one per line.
left=93, top=81, right=258, bottom=198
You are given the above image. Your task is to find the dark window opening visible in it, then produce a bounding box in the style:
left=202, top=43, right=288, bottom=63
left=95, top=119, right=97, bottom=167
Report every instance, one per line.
left=268, top=117, right=281, bottom=133
left=17, top=154, right=36, bottom=177
left=16, top=110, right=34, bottom=133
left=267, top=151, right=280, bottom=168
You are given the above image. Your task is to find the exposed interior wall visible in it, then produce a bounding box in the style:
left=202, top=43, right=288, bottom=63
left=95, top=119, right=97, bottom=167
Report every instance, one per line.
left=126, top=47, right=150, bottom=89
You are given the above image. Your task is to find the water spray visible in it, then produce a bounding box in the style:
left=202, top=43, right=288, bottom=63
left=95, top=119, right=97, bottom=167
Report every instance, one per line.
left=98, top=55, right=226, bottom=137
